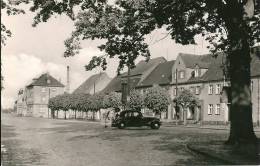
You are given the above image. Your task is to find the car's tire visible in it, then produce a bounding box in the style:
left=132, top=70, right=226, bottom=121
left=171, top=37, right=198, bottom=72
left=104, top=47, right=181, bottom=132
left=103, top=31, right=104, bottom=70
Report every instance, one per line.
left=151, top=122, right=160, bottom=129
left=118, top=122, right=125, bottom=129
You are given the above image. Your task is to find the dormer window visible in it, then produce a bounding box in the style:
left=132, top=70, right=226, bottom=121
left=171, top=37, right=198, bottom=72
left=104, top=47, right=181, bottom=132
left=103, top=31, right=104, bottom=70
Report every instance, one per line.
left=195, top=68, right=199, bottom=77
left=179, top=71, right=185, bottom=79
left=47, top=79, right=51, bottom=84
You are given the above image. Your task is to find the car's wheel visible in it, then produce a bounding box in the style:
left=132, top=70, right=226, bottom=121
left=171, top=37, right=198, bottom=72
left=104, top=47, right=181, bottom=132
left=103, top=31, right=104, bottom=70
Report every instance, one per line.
left=118, top=122, right=125, bottom=129
left=151, top=122, right=160, bottom=129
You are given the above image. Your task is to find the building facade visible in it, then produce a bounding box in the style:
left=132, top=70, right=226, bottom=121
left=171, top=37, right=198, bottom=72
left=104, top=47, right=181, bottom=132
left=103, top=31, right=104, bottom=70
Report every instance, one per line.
left=17, top=73, right=65, bottom=118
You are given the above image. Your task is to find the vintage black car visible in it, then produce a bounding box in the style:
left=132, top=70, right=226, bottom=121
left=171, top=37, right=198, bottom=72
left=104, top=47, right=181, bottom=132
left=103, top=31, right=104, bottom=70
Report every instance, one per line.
left=111, top=110, right=161, bottom=129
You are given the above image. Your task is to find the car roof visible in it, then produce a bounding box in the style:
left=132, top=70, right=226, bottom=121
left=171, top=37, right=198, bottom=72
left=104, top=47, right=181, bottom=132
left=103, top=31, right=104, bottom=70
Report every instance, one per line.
left=120, top=110, right=140, bottom=115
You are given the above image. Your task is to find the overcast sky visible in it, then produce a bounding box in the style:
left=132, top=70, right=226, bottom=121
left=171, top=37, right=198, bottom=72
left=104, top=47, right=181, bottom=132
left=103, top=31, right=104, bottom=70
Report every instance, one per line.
left=1, top=4, right=210, bottom=108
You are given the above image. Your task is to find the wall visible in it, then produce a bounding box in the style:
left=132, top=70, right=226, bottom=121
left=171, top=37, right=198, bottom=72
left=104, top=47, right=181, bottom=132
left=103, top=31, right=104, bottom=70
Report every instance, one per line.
left=252, top=77, right=260, bottom=124
left=201, top=81, right=226, bottom=122
left=28, top=86, right=64, bottom=118
left=172, top=56, right=194, bottom=84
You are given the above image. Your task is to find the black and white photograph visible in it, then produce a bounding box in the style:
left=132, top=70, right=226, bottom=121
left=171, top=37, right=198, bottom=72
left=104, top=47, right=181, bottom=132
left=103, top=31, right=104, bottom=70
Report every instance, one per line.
left=1, top=0, right=260, bottom=165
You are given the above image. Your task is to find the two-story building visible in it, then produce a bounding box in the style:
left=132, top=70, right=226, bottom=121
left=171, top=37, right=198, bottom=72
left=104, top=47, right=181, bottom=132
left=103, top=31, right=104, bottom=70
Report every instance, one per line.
left=169, top=47, right=260, bottom=125
left=24, top=73, right=65, bottom=118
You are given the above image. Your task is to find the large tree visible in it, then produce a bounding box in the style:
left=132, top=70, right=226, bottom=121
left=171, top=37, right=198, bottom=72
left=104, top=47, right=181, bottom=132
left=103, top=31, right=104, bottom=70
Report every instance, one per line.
left=17, top=0, right=260, bottom=144
left=173, top=89, right=199, bottom=125
left=144, top=86, right=170, bottom=116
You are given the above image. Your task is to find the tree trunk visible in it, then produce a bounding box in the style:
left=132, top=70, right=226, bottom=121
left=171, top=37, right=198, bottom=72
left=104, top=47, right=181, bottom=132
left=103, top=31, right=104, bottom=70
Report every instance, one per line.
left=65, top=111, right=67, bottom=120
left=224, top=14, right=257, bottom=144
left=93, top=111, right=95, bottom=120
left=183, top=108, right=187, bottom=125
left=56, top=110, right=58, bottom=119
left=75, top=110, right=76, bottom=119
left=226, top=45, right=257, bottom=144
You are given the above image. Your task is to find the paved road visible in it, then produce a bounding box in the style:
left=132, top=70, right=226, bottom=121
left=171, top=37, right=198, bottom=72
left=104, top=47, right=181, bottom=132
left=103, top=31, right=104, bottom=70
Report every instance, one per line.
left=1, top=113, right=239, bottom=166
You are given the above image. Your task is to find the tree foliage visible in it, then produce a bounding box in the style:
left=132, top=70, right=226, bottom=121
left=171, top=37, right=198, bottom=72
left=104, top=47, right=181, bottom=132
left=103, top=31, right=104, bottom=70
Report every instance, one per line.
left=173, top=89, right=199, bottom=109
left=1, top=0, right=28, bottom=47
left=144, top=86, right=170, bottom=114
left=102, top=92, right=122, bottom=110
left=128, top=90, right=144, bottom=111
left=26, top=0, right=260, bottom=70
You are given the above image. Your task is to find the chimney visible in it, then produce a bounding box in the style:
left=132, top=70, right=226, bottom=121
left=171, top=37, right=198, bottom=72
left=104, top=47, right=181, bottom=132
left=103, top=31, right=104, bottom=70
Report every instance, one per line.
left=66, top=66, right=70, bottom=93
left=46, top=72, right=50, bottom=84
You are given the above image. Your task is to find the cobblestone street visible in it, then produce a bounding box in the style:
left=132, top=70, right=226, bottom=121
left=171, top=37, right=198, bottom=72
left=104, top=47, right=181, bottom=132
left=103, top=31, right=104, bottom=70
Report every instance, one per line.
left=1, top=113, right=253, bottom=166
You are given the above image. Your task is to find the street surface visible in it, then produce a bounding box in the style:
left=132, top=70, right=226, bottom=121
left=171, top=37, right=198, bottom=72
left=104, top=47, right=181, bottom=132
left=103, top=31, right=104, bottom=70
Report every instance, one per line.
left=1, top=113, right=248, bottom=166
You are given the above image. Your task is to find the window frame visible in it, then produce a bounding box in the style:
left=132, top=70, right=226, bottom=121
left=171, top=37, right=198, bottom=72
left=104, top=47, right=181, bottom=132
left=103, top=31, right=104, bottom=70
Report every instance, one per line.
left=215, top=84, right=221, bottom=94
left=208, top=104, right=213, bottom=115
left=179, top=71, right=185, bottom=79
left=208, top=84, right=213, bottom=95
left=215, top=104, right=220, bottom=115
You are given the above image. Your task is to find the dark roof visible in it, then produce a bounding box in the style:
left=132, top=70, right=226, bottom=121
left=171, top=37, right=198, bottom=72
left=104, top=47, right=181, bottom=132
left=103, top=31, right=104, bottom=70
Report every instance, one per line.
left=187, top=48, right=260, bottom=83
left=138, top=60, right=175, bottom=87
left=121, top=57, right=166, bottom=77
left=27, top=73, right=64, bottom=87
left=180, top=52, right=223, bottom=69
left=101, top=76, right=122, bottom=93
left=73, top=72, right=110, bottom=94
left=102, top=57, right=166, bottom=93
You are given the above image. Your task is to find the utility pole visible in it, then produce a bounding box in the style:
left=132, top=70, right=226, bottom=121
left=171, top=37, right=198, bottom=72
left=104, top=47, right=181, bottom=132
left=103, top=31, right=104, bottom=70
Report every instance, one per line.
left=175, top=68, right=178, bottom=124
left=48, top=88, right=50, bottom=118
left=127, top=66, right=131, bottom=97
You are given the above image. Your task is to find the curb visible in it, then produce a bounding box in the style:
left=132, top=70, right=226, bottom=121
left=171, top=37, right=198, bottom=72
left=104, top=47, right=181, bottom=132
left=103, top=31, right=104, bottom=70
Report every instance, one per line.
left=186, top=144, right=234, bottom=165
left=163, top=124, right=260, bottom=132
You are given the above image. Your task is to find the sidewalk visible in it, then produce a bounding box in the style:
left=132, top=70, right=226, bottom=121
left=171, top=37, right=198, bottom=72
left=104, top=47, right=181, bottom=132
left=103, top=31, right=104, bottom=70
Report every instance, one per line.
left=187, top=141, right=260, bottom=165
left=163, top=122, right=260, bottom=132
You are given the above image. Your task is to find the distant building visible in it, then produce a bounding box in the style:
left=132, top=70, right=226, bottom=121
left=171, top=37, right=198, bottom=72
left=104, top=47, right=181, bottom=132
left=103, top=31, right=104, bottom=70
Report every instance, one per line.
left=19, top=73, right=65, bottom=118
left=102, top=57, right=166, bottom=94
left=16, top=89, right=27, bottom=116
left=73, top=72, right=111, bottom=94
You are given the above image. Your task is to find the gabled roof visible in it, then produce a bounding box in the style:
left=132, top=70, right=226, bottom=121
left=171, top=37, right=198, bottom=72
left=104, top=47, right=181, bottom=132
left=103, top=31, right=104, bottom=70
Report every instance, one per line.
left=187, top=48, right=260, bottom=83
left=180, top=52, right=223, bottom=69
left=138, top=60, right=175, bottom=87
left=27, top=73, right=64, bottom=87
left=101, top=76, right=121, bottom=93
left=73, top=72, right=111, bottom=94
left=101, top=57, right=166, bottom=93
left=121, top=57, right=166, bottom=77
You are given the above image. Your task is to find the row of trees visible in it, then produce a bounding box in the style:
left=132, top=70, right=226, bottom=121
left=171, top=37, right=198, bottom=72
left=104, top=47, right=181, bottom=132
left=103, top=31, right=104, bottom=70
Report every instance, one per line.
left=48, top=86, right=172, bottom=119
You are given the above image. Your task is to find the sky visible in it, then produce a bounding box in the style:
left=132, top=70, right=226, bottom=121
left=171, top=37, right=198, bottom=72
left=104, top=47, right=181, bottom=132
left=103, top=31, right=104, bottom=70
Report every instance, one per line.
left=1, top=3, right=210, bottom=108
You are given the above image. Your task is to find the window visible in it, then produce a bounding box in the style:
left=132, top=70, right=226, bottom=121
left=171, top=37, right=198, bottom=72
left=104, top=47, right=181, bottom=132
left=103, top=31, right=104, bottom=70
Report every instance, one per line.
left=42, top=97, right=46, bottom=102
left=216, top=84, right=221, bottom=94
left=133, top=112, right=140, bottom=117
left=215, top=104, right=220, bottom=115
left=251, top=81, right=253, bottom=92
left=208, top=85, right=213, bottom=95
left=208, top=104, right=213, bottom=115
left=195, top=86, right=200, bottom=95
left=180, top=87, right=184, bottom=92
left=52, top=88, right=56, bottom=92
left=179, top=71, right=185, bottom=79
left=195, top=69, right=199, bottom=77
left=42, top=87, right=46, bottom=93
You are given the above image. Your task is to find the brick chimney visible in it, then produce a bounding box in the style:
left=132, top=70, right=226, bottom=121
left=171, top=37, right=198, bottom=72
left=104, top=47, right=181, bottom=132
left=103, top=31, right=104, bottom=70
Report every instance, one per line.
left=66, top=66, right=70, bottom=93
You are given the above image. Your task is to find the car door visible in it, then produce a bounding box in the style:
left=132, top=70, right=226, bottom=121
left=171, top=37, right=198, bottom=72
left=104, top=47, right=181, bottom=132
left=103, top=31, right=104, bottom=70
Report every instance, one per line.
left=131, top=111, right=142, bottom=127
left=124, top=112, right=132, bottom=126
